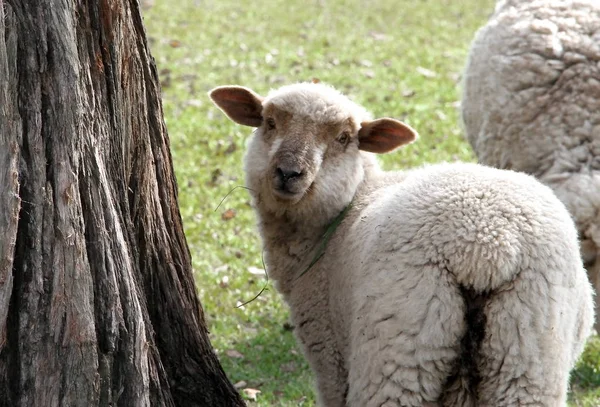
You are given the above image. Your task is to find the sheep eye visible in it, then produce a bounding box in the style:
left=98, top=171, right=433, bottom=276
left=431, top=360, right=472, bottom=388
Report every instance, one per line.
left=266, top=118, right=276, bottom=130
left=338, top=131, right=350, bottom=146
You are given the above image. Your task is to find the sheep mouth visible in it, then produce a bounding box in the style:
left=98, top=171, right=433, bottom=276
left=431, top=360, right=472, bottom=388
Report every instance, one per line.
left=272, top=187, right=305, bottom=203
left=271, top=182, right=313, bottom=204
left=271, top=173, right=313, bottom=202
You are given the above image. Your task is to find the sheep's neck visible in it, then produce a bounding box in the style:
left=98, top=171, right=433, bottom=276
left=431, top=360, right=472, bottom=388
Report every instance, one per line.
left=256, top=206, right=343, bottom=295
left=296, top=201, right=353, bottom=280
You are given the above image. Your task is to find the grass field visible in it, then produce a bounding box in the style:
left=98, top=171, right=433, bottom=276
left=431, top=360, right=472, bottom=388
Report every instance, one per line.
left=143, top=0, right=600, bottom=405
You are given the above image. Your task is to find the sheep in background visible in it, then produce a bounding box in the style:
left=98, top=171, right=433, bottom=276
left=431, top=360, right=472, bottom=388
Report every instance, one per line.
left=209, top=82, right=594, bottom=406
left=461, top=0, right=600, bottom=332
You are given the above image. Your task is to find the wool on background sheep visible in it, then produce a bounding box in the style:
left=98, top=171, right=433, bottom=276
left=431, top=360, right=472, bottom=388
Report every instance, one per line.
left=210, top=82, right=594, bottom=406
left=461, top=0, right=600, bottom=332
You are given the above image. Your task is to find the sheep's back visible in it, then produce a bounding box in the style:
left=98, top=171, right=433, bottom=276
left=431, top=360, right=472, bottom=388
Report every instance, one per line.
left=349, top=163, right=581, bottom=293
left=462, top=0, right=600, bottom=177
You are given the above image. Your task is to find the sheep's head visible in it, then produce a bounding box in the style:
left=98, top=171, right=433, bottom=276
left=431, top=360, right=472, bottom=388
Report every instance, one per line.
left=209, top=83, right=417, bottom=221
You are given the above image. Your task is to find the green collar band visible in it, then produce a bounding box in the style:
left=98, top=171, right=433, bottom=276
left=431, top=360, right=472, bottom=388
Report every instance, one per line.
left=296, top=201, right=353, bottom=280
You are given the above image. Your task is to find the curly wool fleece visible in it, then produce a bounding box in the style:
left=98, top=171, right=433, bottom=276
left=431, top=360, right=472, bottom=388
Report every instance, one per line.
left=461, top=0, right=600, bottom=331
left=211, top=82, right=594, bottom=406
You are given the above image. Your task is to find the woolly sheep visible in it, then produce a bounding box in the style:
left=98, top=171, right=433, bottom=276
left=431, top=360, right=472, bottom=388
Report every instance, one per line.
left=461, top=0, right=600, bottom=332
left=209, top=82, right=594, bottom=406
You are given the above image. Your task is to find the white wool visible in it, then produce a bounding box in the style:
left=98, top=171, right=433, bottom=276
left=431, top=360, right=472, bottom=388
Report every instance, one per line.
left=221, top=82, right=594, bottom=406
left=461, top=0, right=600, bottom=332
left=264, top=82, right=372, bottom=124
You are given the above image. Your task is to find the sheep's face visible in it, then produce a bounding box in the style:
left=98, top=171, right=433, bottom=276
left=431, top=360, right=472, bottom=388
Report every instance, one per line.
left=210, top=83, right=417, bottom=220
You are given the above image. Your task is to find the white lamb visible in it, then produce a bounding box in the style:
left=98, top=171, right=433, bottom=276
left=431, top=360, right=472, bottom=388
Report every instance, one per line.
left=461, top=0, right=600, bottom=331
left=209, top=82, right=594, bottom=406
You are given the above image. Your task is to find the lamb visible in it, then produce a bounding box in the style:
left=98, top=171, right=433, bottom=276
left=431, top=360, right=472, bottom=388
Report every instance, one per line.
left=461, top=0, right=600, bottom=332
left=209, top=82, right=594, bottom=406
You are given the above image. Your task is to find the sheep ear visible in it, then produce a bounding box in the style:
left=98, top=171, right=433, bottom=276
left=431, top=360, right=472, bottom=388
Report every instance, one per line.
left=358, top=118, right=417, bottom=153
left=209, top=86, right=264, bottom=127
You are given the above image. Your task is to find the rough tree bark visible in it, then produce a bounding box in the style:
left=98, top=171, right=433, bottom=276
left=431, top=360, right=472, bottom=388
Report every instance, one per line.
left=0, top=0, right=245, bottom=406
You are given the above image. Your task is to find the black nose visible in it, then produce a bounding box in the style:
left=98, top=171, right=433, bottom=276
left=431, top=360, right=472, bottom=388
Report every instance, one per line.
left=276, top=167, right=303, bottom=183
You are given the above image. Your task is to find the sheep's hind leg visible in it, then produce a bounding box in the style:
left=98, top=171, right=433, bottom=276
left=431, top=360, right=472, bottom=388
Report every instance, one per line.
left=346, top=264, right=465, bottom=407
left=475, top=267, right=580, bottom=406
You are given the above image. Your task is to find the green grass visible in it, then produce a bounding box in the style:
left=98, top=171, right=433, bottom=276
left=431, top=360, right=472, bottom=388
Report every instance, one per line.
left=570, top=336, right=600, bottom=406
left=143, top=0, right=600, bottom=405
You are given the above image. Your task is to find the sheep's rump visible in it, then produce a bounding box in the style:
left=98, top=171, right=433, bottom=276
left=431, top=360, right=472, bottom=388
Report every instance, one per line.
left=345, top=164, right=593, bottom=406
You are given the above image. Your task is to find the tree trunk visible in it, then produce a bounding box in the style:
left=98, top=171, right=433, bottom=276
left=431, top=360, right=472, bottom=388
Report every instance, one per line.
left=0, top=1, right=245, bottom=406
